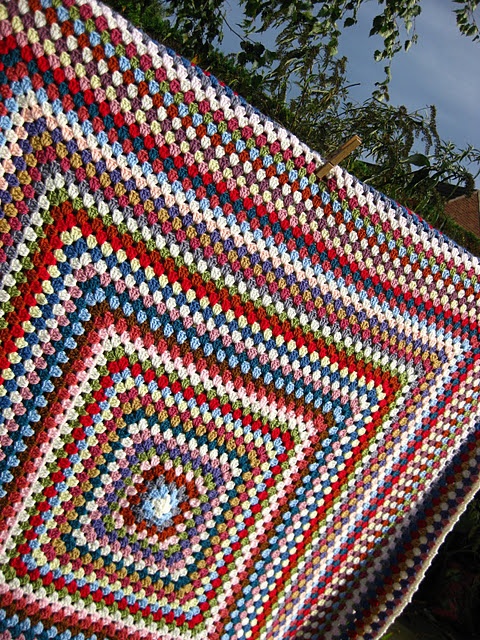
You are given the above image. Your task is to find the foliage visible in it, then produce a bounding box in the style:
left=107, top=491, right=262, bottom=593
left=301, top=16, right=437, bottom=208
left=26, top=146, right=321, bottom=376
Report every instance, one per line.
left=108, top=0, right=480, bottom=254
left=156, top=0, right=479, bottom=101
left=455, top=0, right=480, bottom=40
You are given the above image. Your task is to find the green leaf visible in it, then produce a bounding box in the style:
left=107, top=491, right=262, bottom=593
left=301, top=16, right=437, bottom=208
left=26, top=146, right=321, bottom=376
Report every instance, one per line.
left=370, top=14, right=384, bottom=35
left=406, top=153, right=431, bottom=167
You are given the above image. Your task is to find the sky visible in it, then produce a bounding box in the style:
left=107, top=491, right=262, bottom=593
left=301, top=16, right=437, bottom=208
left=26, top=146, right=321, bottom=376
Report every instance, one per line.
left=343, top=0, right=480, bottom=153
left=222, top=0, right=480, bottom=161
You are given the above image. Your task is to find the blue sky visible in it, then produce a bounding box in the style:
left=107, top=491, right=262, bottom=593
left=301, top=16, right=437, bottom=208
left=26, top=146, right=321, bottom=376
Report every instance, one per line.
left=222, top=1, right=479, bottom=157
left=343, top=1, right=479, bottom=152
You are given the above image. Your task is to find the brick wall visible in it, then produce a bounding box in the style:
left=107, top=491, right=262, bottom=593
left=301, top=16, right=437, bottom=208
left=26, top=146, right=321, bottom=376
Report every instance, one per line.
left=445, top=190, right=480, bottom=237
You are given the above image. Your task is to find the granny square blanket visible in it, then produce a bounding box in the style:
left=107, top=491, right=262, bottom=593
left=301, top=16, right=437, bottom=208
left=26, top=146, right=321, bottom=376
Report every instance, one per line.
left=0, top=1, right=480, bottom=639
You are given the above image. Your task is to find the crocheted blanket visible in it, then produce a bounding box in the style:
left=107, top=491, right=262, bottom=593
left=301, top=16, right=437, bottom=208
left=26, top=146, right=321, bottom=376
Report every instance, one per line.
left=1, top=1, right=479, bottom=639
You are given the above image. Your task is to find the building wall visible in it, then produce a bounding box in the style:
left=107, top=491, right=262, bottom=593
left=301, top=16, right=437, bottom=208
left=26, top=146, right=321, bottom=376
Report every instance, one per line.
left=445, top=190, right=480, bottom=237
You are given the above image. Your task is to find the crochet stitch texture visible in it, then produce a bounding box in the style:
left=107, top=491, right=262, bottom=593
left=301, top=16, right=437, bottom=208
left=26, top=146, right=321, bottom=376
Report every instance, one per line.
left=0, top=0, right=479, bottom=638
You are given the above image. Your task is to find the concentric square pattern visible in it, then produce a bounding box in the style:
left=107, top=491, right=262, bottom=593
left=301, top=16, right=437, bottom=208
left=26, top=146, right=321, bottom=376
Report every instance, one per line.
left=0, top=1, right=480, bottom=639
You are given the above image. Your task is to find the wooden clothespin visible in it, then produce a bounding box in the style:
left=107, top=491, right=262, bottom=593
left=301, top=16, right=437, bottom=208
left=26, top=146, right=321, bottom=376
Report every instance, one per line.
left=316, top=135, right=362, bottom=179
